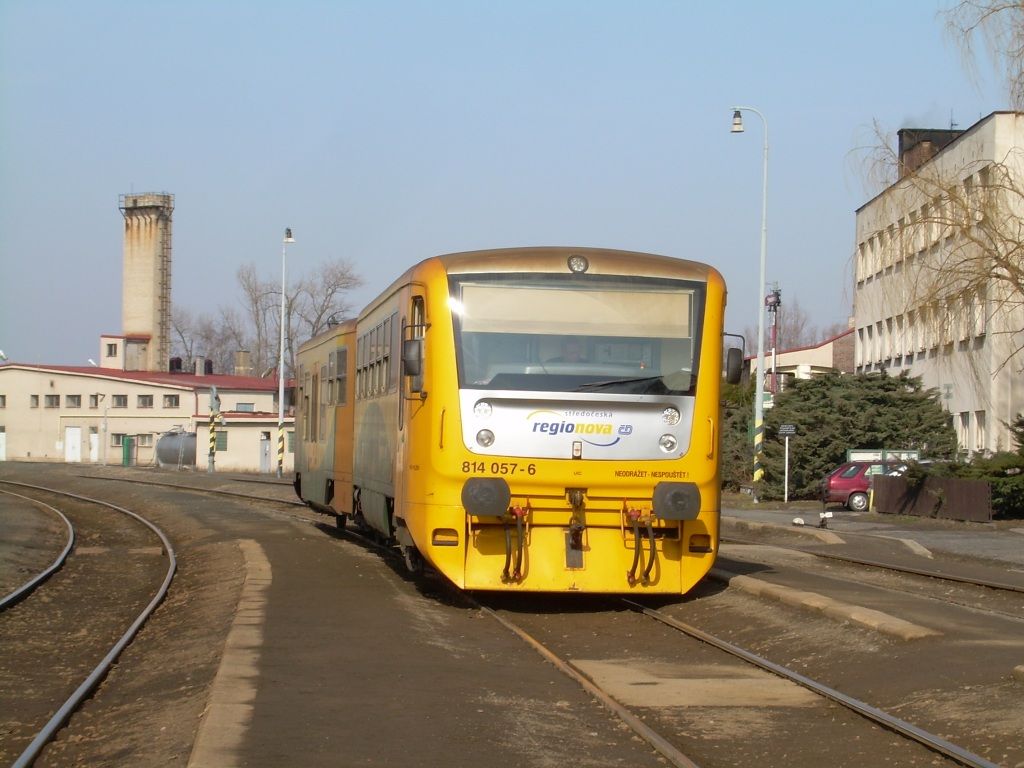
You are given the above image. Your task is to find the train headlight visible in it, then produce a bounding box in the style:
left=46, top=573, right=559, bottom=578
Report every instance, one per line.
left=567, top=254, right=589, bottom=273
left=661, top=407, right=681, bottom=425
left=658, top=434, right=678, bottom=453
left=473, top=401, right=492, bottom=418
left=476, top=429, right=495, bottom=447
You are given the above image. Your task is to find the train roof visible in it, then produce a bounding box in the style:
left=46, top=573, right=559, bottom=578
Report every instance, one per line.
left=358, top=246, right=722, bottom=319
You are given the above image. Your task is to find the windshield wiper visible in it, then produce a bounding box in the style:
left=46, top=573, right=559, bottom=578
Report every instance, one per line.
left=575, top=375, right=665, bottom=392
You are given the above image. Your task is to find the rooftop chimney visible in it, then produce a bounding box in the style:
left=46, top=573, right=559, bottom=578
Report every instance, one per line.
left=897, top=128, right=964, bottom=177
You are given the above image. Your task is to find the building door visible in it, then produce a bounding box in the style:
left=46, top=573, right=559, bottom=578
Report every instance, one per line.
left=260, top=431, right=271, bottom=473
left=64, top=426, right=82, bottom=463
left=89, top=427, right=99, bottom=463
left=0, top=427, right=6, bottom=461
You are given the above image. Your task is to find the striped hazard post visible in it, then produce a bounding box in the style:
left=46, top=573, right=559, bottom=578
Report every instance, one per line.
left=753, top=416, right=764, bottom=484
left=208, top=386, right=220, bottom=474
left=276, top=421, right=285, bottom=477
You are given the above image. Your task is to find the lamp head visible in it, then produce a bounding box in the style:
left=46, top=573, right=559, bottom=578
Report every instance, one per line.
left=284, top=228, right=295, bottom=244
left=730, top=109, right=744, bottom=133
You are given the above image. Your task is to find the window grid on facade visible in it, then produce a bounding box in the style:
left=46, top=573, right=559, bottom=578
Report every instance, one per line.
left=112, top=394, right=128, bottom=408
left=45, top=395, right=59, bottom=408
left=163, top=394, right=180, bottom=408
left=66, top=395, right=81, bottom=408
left=138, top=395, right=154, bottom=408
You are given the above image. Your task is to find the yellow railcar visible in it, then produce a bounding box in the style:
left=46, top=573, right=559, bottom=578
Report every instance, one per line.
left=296, top=247, right=740, bottom=594
left=293, top=319, right=357, bottom=525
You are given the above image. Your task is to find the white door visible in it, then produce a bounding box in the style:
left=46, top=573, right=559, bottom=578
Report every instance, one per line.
left=0, top=428, right=6, bottom=461
left=89, top=429, right=99, bottom=462
left=64, top=426, right=82, bottom=463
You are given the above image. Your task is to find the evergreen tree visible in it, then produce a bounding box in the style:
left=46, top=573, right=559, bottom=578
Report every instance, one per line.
left=719, top=380, right=755, bottom=491
left=753, top=371, right=957, bottom=500
left=1010, top=413, right=1024, bottom=457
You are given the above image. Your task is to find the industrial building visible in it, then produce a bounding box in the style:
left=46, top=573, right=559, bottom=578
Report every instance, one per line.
left=0, top=193, right=294, bottom=472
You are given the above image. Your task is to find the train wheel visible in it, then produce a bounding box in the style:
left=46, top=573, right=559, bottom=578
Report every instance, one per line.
left=402, top=545, right=423, bottom=574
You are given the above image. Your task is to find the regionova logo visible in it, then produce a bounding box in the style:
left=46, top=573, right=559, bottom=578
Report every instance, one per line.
left=526, top=409, right=632, bottom=447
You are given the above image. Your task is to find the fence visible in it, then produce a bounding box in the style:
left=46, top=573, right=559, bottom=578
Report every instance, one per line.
left=873, top=476, right=991, bottom=522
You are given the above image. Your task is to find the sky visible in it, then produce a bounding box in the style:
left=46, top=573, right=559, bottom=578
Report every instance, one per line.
left=0, top=0, right=1006, bottom=365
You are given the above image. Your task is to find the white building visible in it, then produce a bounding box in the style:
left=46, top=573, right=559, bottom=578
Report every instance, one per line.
left=854, top=112, right=1024, bottom=455
left=0, top=362, right=293, bottom=472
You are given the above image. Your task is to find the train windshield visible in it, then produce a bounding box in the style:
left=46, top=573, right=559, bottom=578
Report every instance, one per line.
left=448, top=274, right=705, bottom=395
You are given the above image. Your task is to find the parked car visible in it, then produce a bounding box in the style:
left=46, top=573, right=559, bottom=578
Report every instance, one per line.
left=821, top=460, right=906, bottom=511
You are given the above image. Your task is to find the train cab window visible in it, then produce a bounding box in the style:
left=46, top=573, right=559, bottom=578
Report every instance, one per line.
left=449, top=274, right=703, bottom=395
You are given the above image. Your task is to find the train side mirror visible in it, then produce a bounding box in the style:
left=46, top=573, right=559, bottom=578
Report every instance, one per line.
left=725, top=347, right=742, bottom=385
left=402, top=338, right=423, bottom=377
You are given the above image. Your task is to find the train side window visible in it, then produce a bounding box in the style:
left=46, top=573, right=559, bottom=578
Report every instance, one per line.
left=337, top=348, right=348, bottom=405
left=320, top=365, right=328, bottom=439
left=389, top=312, right=400, bottom=390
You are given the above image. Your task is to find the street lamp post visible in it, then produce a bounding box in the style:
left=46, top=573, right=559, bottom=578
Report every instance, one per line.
left=731, top=106, right=769, bottom=499
left=277, top=228, right=294, bottom=478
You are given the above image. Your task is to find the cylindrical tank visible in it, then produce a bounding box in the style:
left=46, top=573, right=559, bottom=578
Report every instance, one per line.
left=156, top=430, right=197, bottom=469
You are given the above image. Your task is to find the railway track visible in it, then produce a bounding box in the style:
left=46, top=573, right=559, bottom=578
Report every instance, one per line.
left=720, top=533, right=1024, bottom=624
left=476, top=594, right=1004, bottom=768
left=55, top=473, right=1021, bottom=766
left=0, top=481, right=176, bottom=768
left=722, top=532, right=1024, bottom=595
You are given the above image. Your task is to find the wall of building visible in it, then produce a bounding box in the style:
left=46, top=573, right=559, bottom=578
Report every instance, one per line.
left=0, top=366, right=293, bottom=471
left=853, top=112, right=1024, bottom=455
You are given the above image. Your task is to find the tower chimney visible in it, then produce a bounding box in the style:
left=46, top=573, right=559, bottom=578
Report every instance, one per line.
left=119, top=192, right=174, bottom=372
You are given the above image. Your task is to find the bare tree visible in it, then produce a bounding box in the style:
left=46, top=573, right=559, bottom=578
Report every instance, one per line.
left=945, top=1, right=1024, bottom=109
left=173, top=258, right=362, bottom=380
left=743, top=297, right=846, bottom=356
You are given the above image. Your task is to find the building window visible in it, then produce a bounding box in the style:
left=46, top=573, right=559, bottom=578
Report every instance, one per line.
left=287, top=430, right=295, bottom=453
left=106, top=343, right=117, bottom=357
left=66, top=395, right=81, bottom=408
left=45, top=395, right=60, bottom=408
left=215, top=431, right=228, bottom=451
left=89, top=394, right=100, bottom=408
left=163, top=394, right=179, bottom=408
left=111, top=433, right=126, bottom=447
left=236, top=402, right=255, bottom=412
left=0, top=394, right=5, bottom=408
left=138, top=394, right=154, bottom=408
left=136, top=434, right=154, bottom=448
left=30, top=395, right=39, bottom=408
left=112, top=394, right=128, bottom=408
left=975, top=411, right=986, bottom=452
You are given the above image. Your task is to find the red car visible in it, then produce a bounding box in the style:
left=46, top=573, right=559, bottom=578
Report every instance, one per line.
left=821, top=460, right=904, bottom=511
